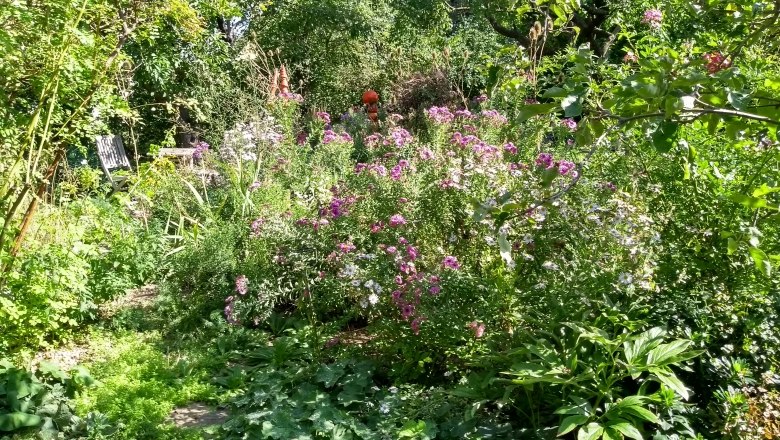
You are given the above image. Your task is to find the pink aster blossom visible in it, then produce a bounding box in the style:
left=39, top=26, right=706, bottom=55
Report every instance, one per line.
left=557, top=160, right=576, bottom=175
left=641, top=9, right=662, bottom=29
left=443, top=256, right=460, bottom=270
left=386, top=246, right=398, bottom=255
left=337, top=242, right=356, bottom=253
left=235, top=275, right=248, bottom=295
left=419, top=147, right=435, bottom=160
left=561, top=118, right=577, bottom=132
left=536, top=152, right=555, bottom=169
left=504, top=142, right=518, bottom=155
left=429, top=285, right=441, bottom=295
left=406, top=246, right=418, bottom=261
left=389, top=214, right=407, bottom=227
left=468, top=321, right=485, bottom=338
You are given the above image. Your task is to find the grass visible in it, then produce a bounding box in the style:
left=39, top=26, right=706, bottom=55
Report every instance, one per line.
left=73, top=329, right=223, bottom=439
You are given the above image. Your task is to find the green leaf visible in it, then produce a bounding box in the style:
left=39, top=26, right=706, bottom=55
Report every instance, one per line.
left=498, top=233, right=513, bottom=265
left=518, top=103, right=557, bottom=121
left=650, top=367, right=690, bottom=400
left=651, top=121, right=679, bottom=153
left=562, top=95, right=583, bottom=117
left=749, top=247, right=772, bottom=277
left=316, top=364, right=345, bottom=388
left=577, top=423, right=605, bottom=440
left=0, top=412, right=43, bottom=431
left=607, top=420, right=643, bottom=439
left=542, top=87, right=568, bottom=98
left=647, top=340, right=694, bottom=366
left=727, top=238, right=738, bottom=255
left=752, top=184, right=780, bottom=197
left=728, top=193, right=779, bottom=210
left=558, top=415, right=588, bottom=436
left=620, top=404, right=660, bottom=424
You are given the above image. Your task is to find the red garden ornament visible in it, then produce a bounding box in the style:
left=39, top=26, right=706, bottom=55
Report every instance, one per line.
left=362, top=89, right=379, bottom=123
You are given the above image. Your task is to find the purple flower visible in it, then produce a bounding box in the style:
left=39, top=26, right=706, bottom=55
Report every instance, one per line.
left=429, top=285, right=441, bottom=295
left=536, top=152, right=555, bottom=169
left=468, top=321, right=485, bottom=338
left=394, top=275, right=404, bottom=285
left=340, top=132, right=353, bottom=143
left=235, top=275, right=248, bottom=295
left=355, top=163, right=368, bottom=174
left=316, top=111, right=331, bottom=124
left=296, top=131, right=309, bottom=145
left=384, top=127, right=413, bottom=148
left=474, top=94, right=488, bottom=103
left=557, top=160, right=576, bottom=175
left=480, top=109, right=508, bottom=125
left=419, top=147, right=434, bottom=160
left=425, top=106, right=454, bottom=124
left=279, top=92, right=303, bottom=102
left=249, top=181, right=262, bottom=192
left=406, top=246, right=418, bottom=261
left=251, top=218, right=265, bottom=237
left=389, top=214, right=407, bottom=227
left=561, top=118, right=577, bottom=132
left=401, top=303, right=416, bottom=320
left=338, top=242, right=356, bottom=253
left=443, top=256, right=460, bottom=270
left=390, top=165, right=403, bottom=181
left=642, top=9, right=662, bottom=29
left=322, top=129, right=339, bottom=144
left=364, top=133, right=382, bottom=147
left=504, top=142, right=518, bottom=155
left=193, top=141, right=210, bottom=160
left=411, top=317, right=423, bottom=335
left=386, top=246, right=398, bottom=255
left=455, top=109, right=473, bottom=119
left=224, top=300, right=238, bottom=325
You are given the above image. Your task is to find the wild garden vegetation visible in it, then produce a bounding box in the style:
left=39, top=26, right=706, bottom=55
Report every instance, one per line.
left=1, top=0, right=779, bottom=438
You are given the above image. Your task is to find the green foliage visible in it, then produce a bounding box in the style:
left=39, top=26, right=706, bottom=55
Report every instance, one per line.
left=0, top=359, right=96, bottom=438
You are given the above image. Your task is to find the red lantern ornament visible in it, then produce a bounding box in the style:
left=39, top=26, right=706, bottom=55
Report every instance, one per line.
left=362, top=89, right=379, bottom=105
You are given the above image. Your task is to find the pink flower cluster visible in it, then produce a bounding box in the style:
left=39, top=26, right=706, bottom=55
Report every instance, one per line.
left=641, top=9, right=662, bottom=29
left=389, top=214, right=407, bottom=227
left=250, top=217, right=266, bottom=237
left=480, top=109, right=508, bottom=125
left=384, top=127, right=413, bottom=148
left=315, top=111, right=331, bottom=125
left=426, top=106, right=455, bottom=124
left=561, top=118, right=577, bottom=132
left=235, top=275, right=248, bottom=295
left=323, top=129, right=353, bottom=144
left=536, top=153, right=578, bottom=177
left=468, top=321, right=485, bottom=338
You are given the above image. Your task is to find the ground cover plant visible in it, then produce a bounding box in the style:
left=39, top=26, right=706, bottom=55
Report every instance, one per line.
left=1, top=0, right=779, bottom=439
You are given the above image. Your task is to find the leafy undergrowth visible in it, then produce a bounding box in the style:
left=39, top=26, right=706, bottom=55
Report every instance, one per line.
left=72, top=328, right=225, bottom=439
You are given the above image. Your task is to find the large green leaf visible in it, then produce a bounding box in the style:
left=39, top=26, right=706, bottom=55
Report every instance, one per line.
left=651, top=120, right=679, bottom=153
left=558, top=415, right=588, bottom=436
left=0, top=412, right=43, bottom=431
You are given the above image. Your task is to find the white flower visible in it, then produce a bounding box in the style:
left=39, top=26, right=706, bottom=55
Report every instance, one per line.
left=364, top=280, right=375, bottom=289
left=360, top=298, right=369, bottom=309
left=522, top=234, right=534, bottom=244
left=379, top=402, right=390, bottom=414
left=618, top=272, right=634, bottom=285
left=542, top=261, right=559, bottom=271
left=368, top=293, right=379, bottom=305
left=484, top=236, right=496, bottom=246
left=449, top=234, right=458, bottom=243
left=341, top=264, right=358, bottom=278
left=506, top=260, right=516, bottom=270
left=389, top=386, right=398, bottom=394
left=350, top=279, right=361, bottom=287
left=534, top=282, right=547, bottom=290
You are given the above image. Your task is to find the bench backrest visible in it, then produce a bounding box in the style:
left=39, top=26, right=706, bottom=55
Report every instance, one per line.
left=96, top=135, right=131, bottom=171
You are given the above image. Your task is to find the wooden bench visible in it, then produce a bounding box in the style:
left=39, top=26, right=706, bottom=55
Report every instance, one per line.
left=96, top=135, right=132, bottom=191
left=158, top=148, right=196, bottom=167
